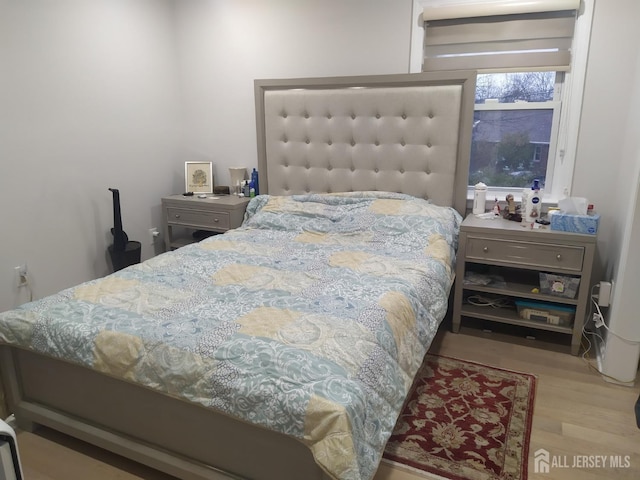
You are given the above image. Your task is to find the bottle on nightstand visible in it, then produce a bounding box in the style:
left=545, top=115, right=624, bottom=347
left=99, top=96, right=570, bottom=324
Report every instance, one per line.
left=251, top=168, right=260, bottom=195
left=524, top=179, right=543, bottom=222
left=473, top=182, right=487, bottom=214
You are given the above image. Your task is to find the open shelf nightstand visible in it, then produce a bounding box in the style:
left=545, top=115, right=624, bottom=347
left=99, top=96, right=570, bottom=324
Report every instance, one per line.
left=452, top=214, right=597, bottom=355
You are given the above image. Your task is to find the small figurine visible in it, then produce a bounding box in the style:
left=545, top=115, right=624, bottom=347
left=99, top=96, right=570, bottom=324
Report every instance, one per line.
left=492, top=197, right=501, bottom=216
left=506, top=194, right=516, bottom=214
left=503, top=193, right=522, bottom=222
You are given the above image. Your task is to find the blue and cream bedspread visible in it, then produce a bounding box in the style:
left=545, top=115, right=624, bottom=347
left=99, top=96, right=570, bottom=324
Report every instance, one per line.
left=0, top=192, right=461, bottom=480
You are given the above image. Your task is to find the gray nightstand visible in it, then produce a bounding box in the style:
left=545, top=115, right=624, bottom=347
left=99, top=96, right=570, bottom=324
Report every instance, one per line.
left=452, top=214, right=597, bottom=355
left=161, top=195, right=250, bottom=251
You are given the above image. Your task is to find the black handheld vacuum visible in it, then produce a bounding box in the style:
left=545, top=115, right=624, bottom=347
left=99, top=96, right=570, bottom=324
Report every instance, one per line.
left=107, top=188, right=141, bottom=272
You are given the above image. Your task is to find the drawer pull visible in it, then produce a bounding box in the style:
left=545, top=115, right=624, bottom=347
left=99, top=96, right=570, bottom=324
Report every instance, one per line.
left=175, top=214, right=181, bottom=219
left=556, top=254, right=562, bottom=261
left=483, top=246, right=489, bottom=253
left=213, top=218, right=219, bottom=223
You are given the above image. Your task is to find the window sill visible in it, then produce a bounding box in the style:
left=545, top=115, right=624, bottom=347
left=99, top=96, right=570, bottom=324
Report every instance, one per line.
left=465, top=188, right=560, bottom=213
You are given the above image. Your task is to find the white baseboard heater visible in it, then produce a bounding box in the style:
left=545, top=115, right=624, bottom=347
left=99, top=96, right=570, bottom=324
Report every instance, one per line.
left=0, top=419, right=23, bottom=480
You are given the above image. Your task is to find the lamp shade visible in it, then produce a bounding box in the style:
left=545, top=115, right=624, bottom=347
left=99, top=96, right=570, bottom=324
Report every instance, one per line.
left=229, top=167, right=247, bottom=189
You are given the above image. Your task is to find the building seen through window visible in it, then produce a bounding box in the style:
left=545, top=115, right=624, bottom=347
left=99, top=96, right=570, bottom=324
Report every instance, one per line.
left=469, top=72, right=558, bottom=189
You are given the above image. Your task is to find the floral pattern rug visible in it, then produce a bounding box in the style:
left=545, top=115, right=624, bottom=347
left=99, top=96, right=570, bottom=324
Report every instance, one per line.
left=383, top=354, right=536, bottom=480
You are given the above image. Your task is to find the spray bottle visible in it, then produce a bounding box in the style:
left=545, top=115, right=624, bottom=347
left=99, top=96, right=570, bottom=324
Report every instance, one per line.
left=251, top=168, right=259, bottom=195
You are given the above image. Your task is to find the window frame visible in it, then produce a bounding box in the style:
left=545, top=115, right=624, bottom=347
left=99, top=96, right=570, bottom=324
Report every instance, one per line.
left=409, top=0, right=595, bottom=203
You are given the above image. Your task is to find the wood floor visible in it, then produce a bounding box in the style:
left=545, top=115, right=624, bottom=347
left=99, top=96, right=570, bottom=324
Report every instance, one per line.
left=10, top=327, right=640, bottom=480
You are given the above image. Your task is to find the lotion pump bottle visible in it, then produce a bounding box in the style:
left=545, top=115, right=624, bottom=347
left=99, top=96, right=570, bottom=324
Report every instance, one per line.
left=525, top=179, right=542, bottom=222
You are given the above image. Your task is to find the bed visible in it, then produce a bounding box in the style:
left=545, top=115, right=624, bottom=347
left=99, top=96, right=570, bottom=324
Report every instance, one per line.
left=0, top=71, right=475, bottom=480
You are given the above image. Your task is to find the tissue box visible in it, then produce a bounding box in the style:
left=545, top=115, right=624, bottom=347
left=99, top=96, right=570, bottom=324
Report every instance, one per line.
left=550, top=212, right=600, bottom=235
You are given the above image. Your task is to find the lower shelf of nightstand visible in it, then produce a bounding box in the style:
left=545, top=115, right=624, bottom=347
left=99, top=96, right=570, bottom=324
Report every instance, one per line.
left=168, top=231, right=221, bottom=250
left=455, top=322, right=575, bottom=354
left=460, top=304, right=574, bottom=334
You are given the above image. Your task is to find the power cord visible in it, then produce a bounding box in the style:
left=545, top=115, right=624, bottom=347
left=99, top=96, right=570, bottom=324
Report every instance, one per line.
left=466, top=295, right=511, bottom=309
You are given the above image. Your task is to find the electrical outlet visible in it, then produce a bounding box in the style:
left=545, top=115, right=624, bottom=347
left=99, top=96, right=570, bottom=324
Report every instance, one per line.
left=14, top=264, right=28, bottom=287
left=148, top=227, right=159, bottom=245
left=598, top=281, right=612, bottom=307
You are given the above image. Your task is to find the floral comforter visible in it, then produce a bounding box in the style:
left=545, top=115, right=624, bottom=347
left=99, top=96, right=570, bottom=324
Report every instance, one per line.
left=0, top=192, right=461, bottom=480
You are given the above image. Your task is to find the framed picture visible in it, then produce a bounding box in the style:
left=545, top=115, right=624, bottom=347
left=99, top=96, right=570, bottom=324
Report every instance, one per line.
left=185, top=162, right=213, bottom=194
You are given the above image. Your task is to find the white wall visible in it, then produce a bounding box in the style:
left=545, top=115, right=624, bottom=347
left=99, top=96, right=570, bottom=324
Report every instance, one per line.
left=572, top=0, right=639, bottom=276
left=173, top=0, right=413, bottom=187
left=0, top=0, right=182, bottom=312
left=571, top=0, right=640, bottom=382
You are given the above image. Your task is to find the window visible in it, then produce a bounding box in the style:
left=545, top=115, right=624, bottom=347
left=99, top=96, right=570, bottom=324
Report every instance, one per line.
left=410, top=0, right=594, bottom=200
left=470, top=72, right=560, bottom=189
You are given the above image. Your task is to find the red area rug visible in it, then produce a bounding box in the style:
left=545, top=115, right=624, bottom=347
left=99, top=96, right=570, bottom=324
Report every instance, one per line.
left=384, top=354, right=536, bottom=480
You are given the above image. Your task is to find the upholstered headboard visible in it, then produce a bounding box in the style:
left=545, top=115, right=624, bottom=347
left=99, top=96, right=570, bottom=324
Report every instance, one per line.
left=254, top=71, right=475, bottom=215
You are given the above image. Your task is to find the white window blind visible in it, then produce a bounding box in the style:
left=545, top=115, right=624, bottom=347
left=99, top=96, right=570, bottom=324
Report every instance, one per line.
left=422, top=0, right=580, bottom=73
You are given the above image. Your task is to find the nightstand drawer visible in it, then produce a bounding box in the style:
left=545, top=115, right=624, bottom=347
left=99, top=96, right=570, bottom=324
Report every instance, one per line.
left=465, top=236, right=584, bottom=271
left=166, top=207, right=230, bottom=230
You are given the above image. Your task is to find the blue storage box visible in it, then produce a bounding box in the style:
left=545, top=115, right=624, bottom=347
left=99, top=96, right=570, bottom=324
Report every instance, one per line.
left=550, top=212, right=600, bottom=235
left=515, top=300, right=576, bottom=326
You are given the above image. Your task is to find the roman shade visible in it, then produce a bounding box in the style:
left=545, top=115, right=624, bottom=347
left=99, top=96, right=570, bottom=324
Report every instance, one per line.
left=422, top=0, right=581, bottom=73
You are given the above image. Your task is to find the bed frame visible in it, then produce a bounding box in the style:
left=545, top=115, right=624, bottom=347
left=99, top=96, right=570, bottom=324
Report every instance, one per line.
left=0, top=71, right=475, bottom=480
